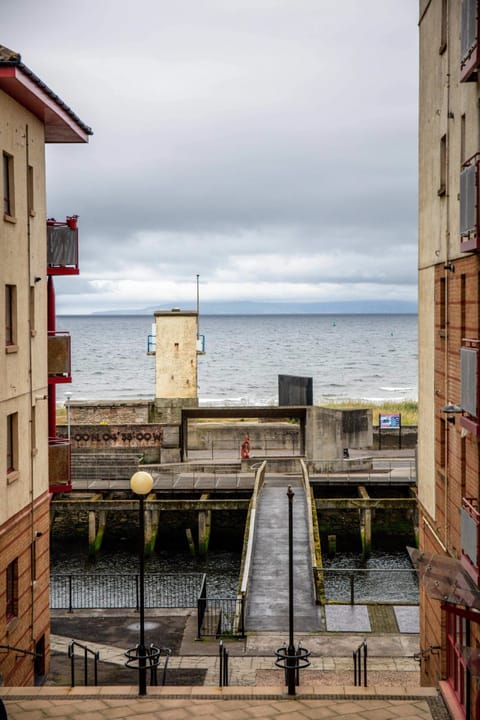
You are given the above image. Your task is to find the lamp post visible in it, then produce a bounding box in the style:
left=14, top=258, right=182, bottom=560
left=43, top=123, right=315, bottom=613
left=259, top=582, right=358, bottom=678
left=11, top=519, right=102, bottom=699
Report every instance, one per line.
left=65, top=391, right=72, bottom=441
left=274, top=484, right=310, bottom=695
left=130, top=470, right=154, bottom=696
left=286, top=485, right=296, bottom=695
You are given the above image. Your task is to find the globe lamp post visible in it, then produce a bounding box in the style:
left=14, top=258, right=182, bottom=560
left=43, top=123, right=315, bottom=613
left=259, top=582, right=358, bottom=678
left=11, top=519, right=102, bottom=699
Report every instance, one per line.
left=130, top=470, right=154, bottom=696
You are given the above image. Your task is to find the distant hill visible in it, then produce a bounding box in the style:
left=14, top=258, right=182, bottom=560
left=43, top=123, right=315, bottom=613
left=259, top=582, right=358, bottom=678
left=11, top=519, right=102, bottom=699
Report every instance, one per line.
left=91, top=300, right=417, bottom=316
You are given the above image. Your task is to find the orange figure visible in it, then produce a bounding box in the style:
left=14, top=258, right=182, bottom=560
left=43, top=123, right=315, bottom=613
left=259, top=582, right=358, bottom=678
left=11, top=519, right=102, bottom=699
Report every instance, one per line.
left=241, top=433, right=250, bottom=459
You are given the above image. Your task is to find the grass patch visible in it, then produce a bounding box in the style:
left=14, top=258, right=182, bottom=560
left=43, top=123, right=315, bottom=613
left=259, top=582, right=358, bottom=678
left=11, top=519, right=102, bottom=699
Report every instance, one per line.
left=56, top=407, right=67, bottom=424
left=323, top=399, right=418, bottom=425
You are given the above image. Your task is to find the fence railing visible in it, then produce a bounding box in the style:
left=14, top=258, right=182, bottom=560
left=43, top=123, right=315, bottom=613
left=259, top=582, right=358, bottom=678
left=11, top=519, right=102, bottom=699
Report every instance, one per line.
left=321, top=568, right=419, bottom=604
left=51, top=573, right=206, bottom=610
left=197, top=596, right=245, bottom=639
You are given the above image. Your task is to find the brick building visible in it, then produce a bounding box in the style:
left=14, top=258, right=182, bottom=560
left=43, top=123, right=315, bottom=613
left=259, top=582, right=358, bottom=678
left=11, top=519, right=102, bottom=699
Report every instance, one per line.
left=418, top=1, right=480, bottom=716
left=0, top=46, right=91, bottom=685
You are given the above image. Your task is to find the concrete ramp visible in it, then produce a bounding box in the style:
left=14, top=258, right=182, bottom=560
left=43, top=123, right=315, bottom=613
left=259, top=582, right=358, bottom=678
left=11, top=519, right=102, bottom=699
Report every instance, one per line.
left=245, top=475, right=322, bottom=632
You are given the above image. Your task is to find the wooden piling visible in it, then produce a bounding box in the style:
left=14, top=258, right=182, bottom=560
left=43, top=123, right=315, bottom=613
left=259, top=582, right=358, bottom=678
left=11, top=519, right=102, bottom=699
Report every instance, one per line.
left=198, top=493, right=212, bottom=556
left=358, top=486, right=371, bottom=559
left=186, top=528, right=196, bottom=556
left=88, top=510, right=107, bottom=557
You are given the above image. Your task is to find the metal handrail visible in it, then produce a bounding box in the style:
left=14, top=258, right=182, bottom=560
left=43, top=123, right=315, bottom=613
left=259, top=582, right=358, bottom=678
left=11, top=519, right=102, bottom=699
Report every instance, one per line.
left=68, top=640, right=99, bottom=687
left=353, top=640, right=367, bottom=686
left=240, top=460, right=267, bottom=595
left=219, top=640, right=229, bottom=687
left=0, top=644, right=40, bottom=658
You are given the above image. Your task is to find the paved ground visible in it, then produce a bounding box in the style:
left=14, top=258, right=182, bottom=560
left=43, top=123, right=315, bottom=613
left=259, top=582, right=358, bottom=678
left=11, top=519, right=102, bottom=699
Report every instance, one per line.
left=1, top=687, right=449, bottom=720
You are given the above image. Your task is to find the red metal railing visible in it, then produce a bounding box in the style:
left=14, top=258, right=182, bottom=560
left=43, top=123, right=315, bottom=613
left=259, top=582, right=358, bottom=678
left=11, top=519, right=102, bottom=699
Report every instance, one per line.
left=47, top=217, right=79, bottom=275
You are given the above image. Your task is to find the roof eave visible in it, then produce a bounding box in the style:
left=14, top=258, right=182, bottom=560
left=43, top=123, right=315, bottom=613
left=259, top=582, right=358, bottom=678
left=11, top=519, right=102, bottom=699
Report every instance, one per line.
left=0, top=65, right=92, bottom=143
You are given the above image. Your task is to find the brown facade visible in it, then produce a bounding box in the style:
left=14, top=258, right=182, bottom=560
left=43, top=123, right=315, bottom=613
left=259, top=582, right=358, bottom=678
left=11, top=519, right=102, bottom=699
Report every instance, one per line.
left=0, top=46, right=91, bottom=686
left=0, top=493, right=50, bottom=686
left=418, top=1, right=480, bottom=717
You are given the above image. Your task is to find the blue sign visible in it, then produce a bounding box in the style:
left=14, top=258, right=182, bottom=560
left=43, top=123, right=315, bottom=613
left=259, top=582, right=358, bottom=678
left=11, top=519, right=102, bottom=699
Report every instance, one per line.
left=380, top=414, right=401, bottom=429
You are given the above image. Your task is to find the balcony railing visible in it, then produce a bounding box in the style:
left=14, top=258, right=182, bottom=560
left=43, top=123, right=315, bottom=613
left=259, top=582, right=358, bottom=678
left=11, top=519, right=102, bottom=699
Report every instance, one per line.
left=460, top=339, right=480, bottom=435
left=461, top=0, right=480, bottom=82
left=47, top=218, right=79, bottom=275
left=461, top=497, right=480, bottom=583
left=49, top=437, right=71, bottom=493
left=460, top=154, right=480, bottom=252
left=48, top=331, right=71, bottom=383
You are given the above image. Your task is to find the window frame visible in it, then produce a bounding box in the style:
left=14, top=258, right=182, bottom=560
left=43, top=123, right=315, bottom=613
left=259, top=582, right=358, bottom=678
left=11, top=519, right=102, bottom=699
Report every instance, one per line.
left=6, top=411, right=18, bottom=480
left=27, top=164, right=34, bottom=217
left=6, top=558, right=18, bottom=623
left=5, top=284, right=17, bottom=352
left=3, top=151, right=15, bottom=221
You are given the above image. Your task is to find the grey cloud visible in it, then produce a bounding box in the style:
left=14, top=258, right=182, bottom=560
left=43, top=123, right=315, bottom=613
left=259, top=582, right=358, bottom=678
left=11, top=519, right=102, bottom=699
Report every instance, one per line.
left=4, top=0, right=418, bottom=312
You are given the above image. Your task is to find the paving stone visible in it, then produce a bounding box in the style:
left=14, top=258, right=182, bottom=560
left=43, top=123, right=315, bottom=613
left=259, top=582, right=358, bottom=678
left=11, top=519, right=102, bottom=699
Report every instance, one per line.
left=393, top=607, right=419, bottom=634
left=324, top=605, right=371, bottom=632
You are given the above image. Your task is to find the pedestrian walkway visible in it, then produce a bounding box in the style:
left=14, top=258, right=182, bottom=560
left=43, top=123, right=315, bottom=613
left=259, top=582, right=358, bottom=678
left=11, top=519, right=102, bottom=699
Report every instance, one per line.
left=246, top=476, right=322, bottom=632
left=0, top=685, right=449, bottom=720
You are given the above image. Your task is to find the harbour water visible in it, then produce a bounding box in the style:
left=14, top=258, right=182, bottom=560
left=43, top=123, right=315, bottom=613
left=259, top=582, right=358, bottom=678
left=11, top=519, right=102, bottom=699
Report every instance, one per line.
left=52, top=313, right=418, bottom=599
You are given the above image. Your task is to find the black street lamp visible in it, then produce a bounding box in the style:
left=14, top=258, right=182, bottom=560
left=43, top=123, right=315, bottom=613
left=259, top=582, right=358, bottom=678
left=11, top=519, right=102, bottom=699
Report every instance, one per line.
left=129, top=470, right=153, bottom=696
left=275, top=484, right=310, bottom=695
left=286, top=484, right=296, bottom=695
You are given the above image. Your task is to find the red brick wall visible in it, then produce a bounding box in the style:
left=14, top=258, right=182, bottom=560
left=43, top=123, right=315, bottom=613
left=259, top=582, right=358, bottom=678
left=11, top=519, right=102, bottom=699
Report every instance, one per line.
left=0, top=493, right=50, bottom=686
left=419, top=256, right=480, bottom=707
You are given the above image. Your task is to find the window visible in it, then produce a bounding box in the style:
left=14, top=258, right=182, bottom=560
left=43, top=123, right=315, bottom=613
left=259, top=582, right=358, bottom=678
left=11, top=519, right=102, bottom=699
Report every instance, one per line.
left=29, top=285, right=36, bottom=337
left=6, top=412, right=18, bottom=476
left=439, top=277, right=446, bottom=335
left=445, top=605, right=474, bottom=717
left=5, top=284, right=17, bottom=349
left=6, top=559, right=18, bottom=622
left=438, top=134, right=447, bottom=196
left=439, top=417, right=446, bottom=468
left=31, top=405, right=37, bottom=456
left=27, top=164, right=34, bottom=216
left=2, top=152, right=14, bottom=219
left=440, top=0, right=448, bottom=54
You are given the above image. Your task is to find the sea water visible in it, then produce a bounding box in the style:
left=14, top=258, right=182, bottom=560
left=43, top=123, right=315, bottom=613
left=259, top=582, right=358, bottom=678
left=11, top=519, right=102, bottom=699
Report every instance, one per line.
left=56, top=313, right=417, bottom=405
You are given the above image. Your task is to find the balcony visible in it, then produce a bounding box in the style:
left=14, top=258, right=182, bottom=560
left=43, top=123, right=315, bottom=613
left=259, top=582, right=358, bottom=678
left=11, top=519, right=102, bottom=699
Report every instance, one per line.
left=461, top=0, right=480, bottom=82
left=460, top=340, right=480, bottom=435
left=461, top=497, right=480, bottom=583
left=47, top=218, right=79, bottom=275
left=460, top=154, right=480, bottom=252
left=49, top=437, right=72, bottom=494
left=48, top=331, right=71, bottom=384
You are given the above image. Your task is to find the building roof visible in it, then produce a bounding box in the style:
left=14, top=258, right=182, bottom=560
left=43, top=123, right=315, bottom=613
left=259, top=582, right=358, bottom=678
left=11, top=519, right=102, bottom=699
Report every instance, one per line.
left=0, top=44, right=93, bottom=143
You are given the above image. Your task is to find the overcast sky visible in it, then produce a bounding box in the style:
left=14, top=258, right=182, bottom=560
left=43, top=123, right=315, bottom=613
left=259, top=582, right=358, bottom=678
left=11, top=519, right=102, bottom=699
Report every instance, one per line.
left=3, top=1, right=418, bottom=314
